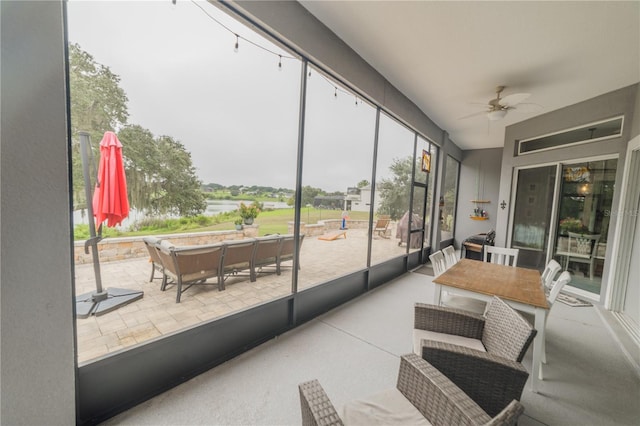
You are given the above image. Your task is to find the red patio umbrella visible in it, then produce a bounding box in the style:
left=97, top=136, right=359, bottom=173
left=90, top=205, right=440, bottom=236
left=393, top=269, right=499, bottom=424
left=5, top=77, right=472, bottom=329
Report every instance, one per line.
left=76, top=131, right=141, bottom=318
left=92, top=131, right=129, bottom=228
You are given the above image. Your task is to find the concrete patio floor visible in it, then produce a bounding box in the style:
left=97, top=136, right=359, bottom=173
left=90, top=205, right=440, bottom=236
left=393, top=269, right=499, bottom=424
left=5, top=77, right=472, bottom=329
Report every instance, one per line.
left=99, top=269, right=640, bottom=425
left=75, top=228, right=411, bottom=363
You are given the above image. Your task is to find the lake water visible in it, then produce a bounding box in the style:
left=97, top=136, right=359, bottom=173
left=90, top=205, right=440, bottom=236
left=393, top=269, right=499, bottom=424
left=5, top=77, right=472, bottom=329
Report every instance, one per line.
left=74, top=199, right=290, bottom=229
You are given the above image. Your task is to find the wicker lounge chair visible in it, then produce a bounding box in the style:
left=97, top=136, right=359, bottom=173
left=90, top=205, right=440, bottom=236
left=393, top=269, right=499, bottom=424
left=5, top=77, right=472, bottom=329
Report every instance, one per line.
left=251, top=235, right=283, bottom=282
left=278, top=234, right=304, bottom=274
left=142, top=236, right=165, bottom=284
left=298, top=353, right=524, bottom=426
left=156, top=240, right=224, bottom=303
left=414, top=296, right=536, bottom=417
left=219, top=239, right=257, bottom=290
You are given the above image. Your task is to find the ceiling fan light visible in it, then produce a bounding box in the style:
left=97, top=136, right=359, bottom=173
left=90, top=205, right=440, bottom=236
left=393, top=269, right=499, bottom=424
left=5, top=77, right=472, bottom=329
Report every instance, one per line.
left=487, top=109, right=507, bottom=121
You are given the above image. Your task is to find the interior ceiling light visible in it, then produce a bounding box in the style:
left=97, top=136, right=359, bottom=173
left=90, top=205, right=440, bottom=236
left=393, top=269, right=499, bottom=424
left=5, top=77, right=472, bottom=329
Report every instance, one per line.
left=487, top=109, right=508, bottom=121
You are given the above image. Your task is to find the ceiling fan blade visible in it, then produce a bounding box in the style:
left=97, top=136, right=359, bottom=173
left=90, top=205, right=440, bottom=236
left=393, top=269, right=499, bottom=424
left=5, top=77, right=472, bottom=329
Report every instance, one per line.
left=499, top=92, right=530, bottom=107
left=457, top=110, right=488, bottom=120
left=509, top=102, right=543, bottom=113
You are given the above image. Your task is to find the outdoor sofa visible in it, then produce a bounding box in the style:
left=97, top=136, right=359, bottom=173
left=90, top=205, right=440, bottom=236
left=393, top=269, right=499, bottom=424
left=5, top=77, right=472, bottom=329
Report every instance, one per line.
left=149, top=234, right=304, bottom=302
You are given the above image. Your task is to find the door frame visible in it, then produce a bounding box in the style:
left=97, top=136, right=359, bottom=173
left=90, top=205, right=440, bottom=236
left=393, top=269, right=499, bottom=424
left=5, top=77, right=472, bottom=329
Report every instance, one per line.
left=606, top=135, right=640, bottom=325
left=508, top=154, right=620, bottom=300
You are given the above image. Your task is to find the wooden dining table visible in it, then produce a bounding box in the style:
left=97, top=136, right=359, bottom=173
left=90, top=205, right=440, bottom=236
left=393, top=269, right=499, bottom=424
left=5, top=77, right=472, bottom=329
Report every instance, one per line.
left=432, top=258, right=549, bottom=393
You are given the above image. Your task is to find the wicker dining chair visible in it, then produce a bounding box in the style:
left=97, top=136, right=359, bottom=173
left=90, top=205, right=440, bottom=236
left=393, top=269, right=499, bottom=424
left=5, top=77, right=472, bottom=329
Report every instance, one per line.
left=414, top=296, right=536, bottom=417
left=298, top=353, right=524, bottom=426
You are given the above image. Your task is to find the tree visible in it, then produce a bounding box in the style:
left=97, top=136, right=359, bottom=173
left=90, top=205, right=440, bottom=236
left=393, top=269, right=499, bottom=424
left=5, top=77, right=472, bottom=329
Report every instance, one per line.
left=119, top=125, right=205, bottom=216
left=69, top=44, right=205, bottom=218
left=377, top=156, right=415, bottom=220
left=69, top=43, right=129, bottom=210
left=117, top=125, right=161, bottom=213
left=153, top=135, right=206, bottom=216
left=357, top=179, right=370, bottom=188
left=285, top=186, right=326, bottom=207
left=301, top=186, right=325, bottom=207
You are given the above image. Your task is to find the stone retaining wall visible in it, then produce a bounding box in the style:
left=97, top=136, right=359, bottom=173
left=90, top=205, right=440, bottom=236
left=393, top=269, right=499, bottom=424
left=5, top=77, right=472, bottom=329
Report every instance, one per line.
left=74, top=220, right=371, bottom=264
left=74, top=226, right=259, bottom=264
left=287, top=219, right=369, bottom=236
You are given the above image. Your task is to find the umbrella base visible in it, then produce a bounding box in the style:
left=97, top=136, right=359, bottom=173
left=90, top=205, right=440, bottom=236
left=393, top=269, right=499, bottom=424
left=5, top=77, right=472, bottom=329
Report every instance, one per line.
left=75, top=288, right=143, bottom=319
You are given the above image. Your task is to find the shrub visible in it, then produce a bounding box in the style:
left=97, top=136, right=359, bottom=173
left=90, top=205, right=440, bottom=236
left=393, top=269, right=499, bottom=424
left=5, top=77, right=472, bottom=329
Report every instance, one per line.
left=238, top=202, right=260, bottom=220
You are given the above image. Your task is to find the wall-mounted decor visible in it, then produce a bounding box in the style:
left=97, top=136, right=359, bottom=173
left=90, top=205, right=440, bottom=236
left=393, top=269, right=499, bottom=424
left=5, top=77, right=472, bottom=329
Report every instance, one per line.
left=470, top=199, right=490, bottom=220
left=421, top=149, right=431, bottom=173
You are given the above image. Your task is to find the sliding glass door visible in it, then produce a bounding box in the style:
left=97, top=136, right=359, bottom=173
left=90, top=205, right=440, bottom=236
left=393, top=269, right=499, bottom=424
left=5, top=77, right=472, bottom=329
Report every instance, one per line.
left=511, top=166, right=557, bottom=269
left=552, top=159, right=617, bottom=294
left=511, top=158, right=618, bottom=296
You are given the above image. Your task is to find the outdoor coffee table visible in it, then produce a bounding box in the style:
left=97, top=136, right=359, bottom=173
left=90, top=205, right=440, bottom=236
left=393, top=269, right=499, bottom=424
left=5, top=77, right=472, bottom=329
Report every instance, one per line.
left=432, top=258, right=548, bottom=393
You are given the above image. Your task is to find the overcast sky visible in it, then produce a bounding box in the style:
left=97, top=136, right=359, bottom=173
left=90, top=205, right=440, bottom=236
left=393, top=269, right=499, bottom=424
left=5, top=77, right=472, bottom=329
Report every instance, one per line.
left=67, top=0, right=411, bottom=192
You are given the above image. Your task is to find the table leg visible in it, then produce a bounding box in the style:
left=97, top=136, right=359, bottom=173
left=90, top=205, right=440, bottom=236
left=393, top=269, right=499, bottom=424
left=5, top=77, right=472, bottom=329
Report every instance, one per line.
left=531, top=307, right=547, bottom=393
left=433, top=283, right=442, bottom=306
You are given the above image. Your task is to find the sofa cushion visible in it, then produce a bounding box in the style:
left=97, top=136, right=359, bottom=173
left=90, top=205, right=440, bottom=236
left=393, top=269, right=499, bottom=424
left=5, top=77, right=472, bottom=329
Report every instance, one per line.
left=342, top=388, right=431, bottom=426
left=413, top=329, right=486, bottom=356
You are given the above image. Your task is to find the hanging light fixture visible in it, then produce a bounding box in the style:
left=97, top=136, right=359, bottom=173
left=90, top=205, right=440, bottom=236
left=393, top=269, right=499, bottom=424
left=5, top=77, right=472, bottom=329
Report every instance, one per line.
left=487, top=109, right=507, bottom=121
left=578, top=183, right=591, bottom=195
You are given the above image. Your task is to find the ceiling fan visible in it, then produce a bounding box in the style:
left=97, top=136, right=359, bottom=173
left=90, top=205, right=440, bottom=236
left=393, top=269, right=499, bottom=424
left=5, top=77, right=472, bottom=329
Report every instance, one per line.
left=461, top=86, right=531, bottom=121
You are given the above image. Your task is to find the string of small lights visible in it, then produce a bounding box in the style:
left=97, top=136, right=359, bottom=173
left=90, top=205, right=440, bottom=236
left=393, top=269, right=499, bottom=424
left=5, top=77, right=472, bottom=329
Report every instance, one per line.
left=187, top=0, right=362, bottom=105
left=190, top=1, right=296, bottom=64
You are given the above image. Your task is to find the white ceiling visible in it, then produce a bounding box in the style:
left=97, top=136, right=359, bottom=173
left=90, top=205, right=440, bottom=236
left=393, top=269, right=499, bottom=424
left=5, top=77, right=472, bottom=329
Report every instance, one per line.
left=299, top=1, right=640, bottom=150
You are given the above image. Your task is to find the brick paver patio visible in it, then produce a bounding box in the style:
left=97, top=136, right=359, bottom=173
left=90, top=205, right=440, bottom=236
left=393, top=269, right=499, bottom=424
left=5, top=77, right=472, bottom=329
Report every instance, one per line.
left=75, top=228, right=413, bottom=364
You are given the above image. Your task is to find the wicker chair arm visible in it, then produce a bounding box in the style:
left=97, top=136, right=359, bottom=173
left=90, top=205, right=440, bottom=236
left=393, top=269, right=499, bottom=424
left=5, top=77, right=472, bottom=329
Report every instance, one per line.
left=421, top=341, right=529, bottom=418
left=485, top=400, right=525, bottom=426
left=415, top=303, right=485, bottom=339
left=298, top=380, right=344, bottom=426
left=396, top=353, right=492, bottom=426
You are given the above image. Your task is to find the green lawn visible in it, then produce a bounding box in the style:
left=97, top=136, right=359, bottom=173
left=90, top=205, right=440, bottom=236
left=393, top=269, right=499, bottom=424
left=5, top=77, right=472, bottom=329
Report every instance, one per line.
left=200, top=208, right=370, bottom=236
left=74, top=208, right=372, bottom=239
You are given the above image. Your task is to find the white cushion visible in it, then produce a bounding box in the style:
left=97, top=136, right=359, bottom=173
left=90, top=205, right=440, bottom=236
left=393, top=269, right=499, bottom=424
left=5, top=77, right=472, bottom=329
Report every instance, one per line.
left=342, top=388, right=431, bottom=426
left=413, top=329, right=486, bottom=355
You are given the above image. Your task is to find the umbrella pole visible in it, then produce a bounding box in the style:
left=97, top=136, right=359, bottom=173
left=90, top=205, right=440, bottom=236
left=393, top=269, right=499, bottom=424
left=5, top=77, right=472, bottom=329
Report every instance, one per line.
left=76, top=132, right=143, bottom=318
left=79, top=132, right=106, bottom=296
